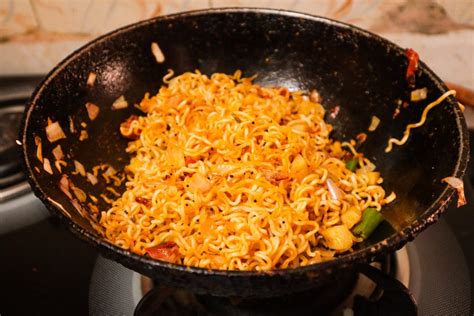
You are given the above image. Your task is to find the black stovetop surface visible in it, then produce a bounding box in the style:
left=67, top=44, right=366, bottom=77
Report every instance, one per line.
left=0, top=218, right=96, bottom=315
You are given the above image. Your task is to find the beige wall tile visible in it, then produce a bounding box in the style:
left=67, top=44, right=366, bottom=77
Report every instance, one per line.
left=94, top=0, right=160, bottom=35
left=435, top=0, right=474, bottom=25
left=29, top=0, right=93, bottom=33
left=160, top=0, right=211, bottom=15
left=0, top=0, right=472, bottom=83
left=22, top=0, right=211, bottom=36
left=211, top=0, right=287, bottom=10
left=0, top=0, right=38, bottom=38
left=89, top=0, right=211, bottom=34
left=80, top=1, right=117, bottom=35
left=210, top=0, right=392, bottom=29
left=0, top=39, right=89, bottom=74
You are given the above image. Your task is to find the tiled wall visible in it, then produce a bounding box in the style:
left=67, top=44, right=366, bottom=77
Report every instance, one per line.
left=5, top=0, right=472, bottom=39
left=0, top=0, right=472, bottom=88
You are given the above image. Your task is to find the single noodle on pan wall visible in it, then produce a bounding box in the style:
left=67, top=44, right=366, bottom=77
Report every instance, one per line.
left=98, top=70, right=395, bottom=271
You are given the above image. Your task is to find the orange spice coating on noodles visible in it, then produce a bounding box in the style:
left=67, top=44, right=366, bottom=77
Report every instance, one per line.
left=99, top=70, right=393, bottom=271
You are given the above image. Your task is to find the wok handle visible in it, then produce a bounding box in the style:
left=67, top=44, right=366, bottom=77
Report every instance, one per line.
left=446, top=81, right=474, bottom=108
left=353, top=263, right=417, bottom=316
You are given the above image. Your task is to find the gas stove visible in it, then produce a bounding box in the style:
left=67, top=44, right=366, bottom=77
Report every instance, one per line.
left=0, top=76, right=472, bottom=315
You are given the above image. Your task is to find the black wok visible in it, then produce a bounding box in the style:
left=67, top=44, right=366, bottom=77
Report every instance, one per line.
left=20, top=8, right=468, bottom=297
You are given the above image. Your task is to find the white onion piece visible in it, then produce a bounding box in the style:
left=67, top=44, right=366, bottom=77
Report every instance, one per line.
left=319, top=121, right=328, bottom=134
left=52, top=145, right=64, bottom=160
left=329, top=106, right=340, bottom=119
left=43, top=158, right=53, bottom=175
left=86, top=172, right=98, bottom=185
left=59, top=175, right=72, bottom=199
left=69, top=116, right=76, bottom=133
left=341, top=208, right=361, bottom=229
left=310, top=89, right=320, bottom=103
left=342, top=308, right=354, bottom=316
left=366, top=161, right=376, bottom=171
left=151, top=42, right=165, bottom=63
left=104, top=166, right=117, bottom=177
left=112, top=95, right=128, bottom=110
left=214, top=164, right=235, bottom=174
left=291, top=154, right=309, bottom=179
left=410, top=87, right=428, bottom=102
left=290, top=123, right=308, bottom=133
left=47, top=197, right=71, bottom=219
left=35, top=136, right=43, bottom=162
left=320, top=225, right=353, bottom=251
left=73, top=160, right=86, bottom=177
left=358, top=160, right=376, bottom=174
left=326, top=178, right=343, bottom=201
left=368, top=115, right=380, bottom=132
left=442, top=177, right=467, bottom=207
left=261, top=169, right=289, bottom=182
left=72, top=186, right=87, bottom=202
left=45, top=121, right=66, bottom=143
left=85, top=102, right=100, bottom=121
left=87, top=72, right=97, bottom=87
left=55, top=160, right=65, bottom=173
left=189, top=173, right=211, bottom=193
left=79, top=130, right=88, bottom=141
left=71, top=199, right=85, bottom=216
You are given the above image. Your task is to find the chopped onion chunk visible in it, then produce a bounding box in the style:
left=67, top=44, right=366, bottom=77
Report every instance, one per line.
left=87, top=172, right=98, bottom=185
left=151, top=42, right=165, bottom=63
left=45, top=121, right=66, bottom=143
left=52, top=145, right=64, bottom=160
left=310, top=89, right=320, bottom=103
left=321, top=225, right=353, bottom=251
left=73, top=160, right=86, bottom=177
left=59, top=175, right=72, bottom=199
left=87, top=72, right=97, bottom=87
left=368, top=115, right=380, bottom=132
left=442, top=177, right=467, bottom=207
left=85, top=102, right=100, bottom=121
left=79, top=130, right=88, bottom=141
left=189, top=173, right=211, bottom=193
left=112, top=95, right=128, bottom=110
left=43, top=158, right=53, bottom=174
left=72, top=186, right=87, bottom=202
left=411, top=88, right=428, bottom=102
left=326, top=178, right=343, bottom=201
left=35, top=136, right=43, bottom=162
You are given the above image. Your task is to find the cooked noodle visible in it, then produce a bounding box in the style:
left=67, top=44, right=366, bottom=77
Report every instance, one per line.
left=98, top=70, right=393, bottom=271
left=385, top=90, right=456, bottom=153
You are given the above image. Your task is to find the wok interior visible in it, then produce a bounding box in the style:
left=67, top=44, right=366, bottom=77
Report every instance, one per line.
left=24, top=11, right=463, bottom=260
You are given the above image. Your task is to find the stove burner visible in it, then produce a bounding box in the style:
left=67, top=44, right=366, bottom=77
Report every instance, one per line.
left=135, top=271, right=359, bottom=316
left=0, top=104, right=25, bottom=188
left=0, top=102, right=30, bottom=201
left=196, top=272, right=358, bottom=315
left=132, top=255, right=416, bottom=316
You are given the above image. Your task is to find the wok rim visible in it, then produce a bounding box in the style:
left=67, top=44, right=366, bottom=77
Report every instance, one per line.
left=21, top=7, right=469, bottom=278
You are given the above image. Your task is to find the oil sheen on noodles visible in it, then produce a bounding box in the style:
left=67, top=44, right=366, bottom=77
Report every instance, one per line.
left=99, top=70, right=394, bottom=271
